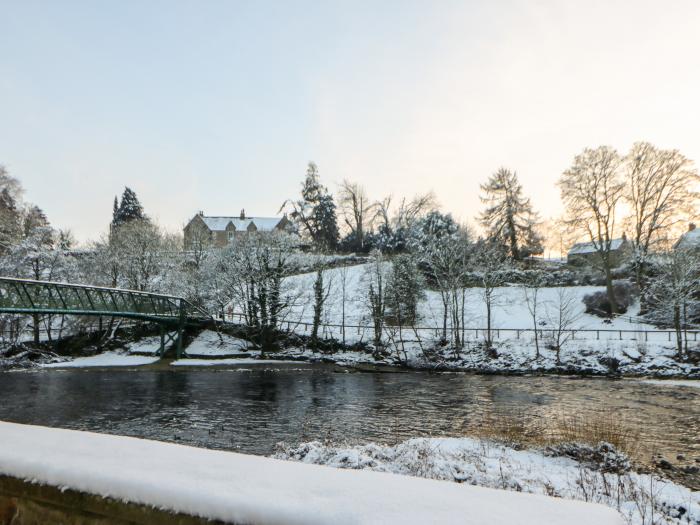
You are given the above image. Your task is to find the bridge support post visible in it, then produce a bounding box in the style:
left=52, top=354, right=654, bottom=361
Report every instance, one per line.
left=176, top=299, right=185, bottom=359
left=159, top=325, right=165, bottom=357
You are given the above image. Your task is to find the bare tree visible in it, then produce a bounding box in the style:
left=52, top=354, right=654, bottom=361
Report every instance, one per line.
left=417, top=227, right=472, bottom=350
left=311, top=265, right=333, bottom=350
left=646, top=249, right=700, bottom=359
left=545, top=288, right=582, bottom=364
left=471, top=241, right=510, bottom=350
left=624, top=142, right=700, bottom=287
left=559, top=146, right=625, bottom=313
left=522, top=270, right=547, bottom=359
left=363, top=250, right=387, bottom=352
left=338, top=180, right=373, bottom=251
left=218, top=233, right=301, bottom=352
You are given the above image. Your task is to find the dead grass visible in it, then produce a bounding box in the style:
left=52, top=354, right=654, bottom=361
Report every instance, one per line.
left=469, top=411, right=641, bottom=457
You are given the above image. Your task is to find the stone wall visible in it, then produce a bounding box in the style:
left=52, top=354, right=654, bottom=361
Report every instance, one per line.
left=0, top=475, right=230, bottom=525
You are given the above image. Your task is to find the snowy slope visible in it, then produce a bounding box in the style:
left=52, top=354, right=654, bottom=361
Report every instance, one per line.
left=184, top=330, right=250, bottom=356
left=0, top=421, right=623, bottom=525
left=283, top=263, right=655, bottom=335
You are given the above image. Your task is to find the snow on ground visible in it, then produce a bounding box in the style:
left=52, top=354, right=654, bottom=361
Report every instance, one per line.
left=171, top=358, right=302, bottom=367
left=125, top=334, right=171, bottom=355
left=213, top=263, right=698, bottom=377
left=184, top=330, right=250, bottom=356
left=276, top=438, right=699, bottom=525
left=281, top=263, right=657, bottom=337
left=0, top=421, right=623, bottom=525
left=41, top=352, right=159, bottom=368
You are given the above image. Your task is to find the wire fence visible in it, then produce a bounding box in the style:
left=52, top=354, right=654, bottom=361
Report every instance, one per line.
left=221, top=312, right=700, bottom=345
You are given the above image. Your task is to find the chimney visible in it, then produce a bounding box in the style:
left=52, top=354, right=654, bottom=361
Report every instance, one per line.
left=689, top=222, right=696, bottom=232
left=198, top=210, right=204, bottom=216
left=240, top=209, right=246, bottom=220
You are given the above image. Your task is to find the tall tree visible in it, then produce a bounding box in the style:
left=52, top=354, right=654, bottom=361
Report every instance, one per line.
left=338, top=180, right=373, bottom=252
left=559, top=146, right=625, bottom=314
left=624, top=142, right=700, bottom=287
left=112, top=187, right=147, bottom=229
left=479, top=168, right=541, bottom=260
left=283, top=162, right=339, bottom=251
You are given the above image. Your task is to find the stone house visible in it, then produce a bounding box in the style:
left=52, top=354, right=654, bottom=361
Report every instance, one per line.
left=566, top=234, right=632, bottom=267
left=183, top=210, right=293, bottom=250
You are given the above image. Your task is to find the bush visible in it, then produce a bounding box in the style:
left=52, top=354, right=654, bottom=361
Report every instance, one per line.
left=583, top=281, right=637, bottom=317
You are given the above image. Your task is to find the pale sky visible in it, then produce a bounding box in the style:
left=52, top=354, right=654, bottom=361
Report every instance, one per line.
left=1, top=1, right=699, bottom=242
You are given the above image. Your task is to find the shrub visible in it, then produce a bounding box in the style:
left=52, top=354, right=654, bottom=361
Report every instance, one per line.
left=583, top=281, right=637, bottom=317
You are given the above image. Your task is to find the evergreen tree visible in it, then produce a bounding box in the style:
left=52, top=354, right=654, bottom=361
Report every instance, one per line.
left=479, top=168, right=541, bottom=260
left=112, top=187, right=147, bottom=228
left=22, top=205, right=49, bottom=238
left=284, top=163, right=339, bottom=251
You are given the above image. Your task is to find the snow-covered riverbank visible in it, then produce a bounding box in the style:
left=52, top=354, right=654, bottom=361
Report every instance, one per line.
left=0, top=421, right=624, bottom=524
left=275, top=437, right=700, bottom=525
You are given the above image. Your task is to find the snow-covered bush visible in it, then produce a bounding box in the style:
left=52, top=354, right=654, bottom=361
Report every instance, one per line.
left=583, top=281, right=637, bottom=317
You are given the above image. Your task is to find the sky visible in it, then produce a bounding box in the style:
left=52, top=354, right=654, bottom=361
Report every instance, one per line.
left=1, top=0, right=699, bottom=242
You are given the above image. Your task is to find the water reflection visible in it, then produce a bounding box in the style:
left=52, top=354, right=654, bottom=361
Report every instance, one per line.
left=0, top=366, right=698, bottom=463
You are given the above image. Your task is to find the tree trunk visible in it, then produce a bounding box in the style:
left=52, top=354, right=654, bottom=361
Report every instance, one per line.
left=604, top=264, right=618, bottom=315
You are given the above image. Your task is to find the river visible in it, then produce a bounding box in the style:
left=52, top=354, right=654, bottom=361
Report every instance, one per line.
left=1, top=364, right=698, bottom=464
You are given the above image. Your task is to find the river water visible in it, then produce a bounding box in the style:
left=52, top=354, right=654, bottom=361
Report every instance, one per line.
left=1, top=364, right=698, bottom=463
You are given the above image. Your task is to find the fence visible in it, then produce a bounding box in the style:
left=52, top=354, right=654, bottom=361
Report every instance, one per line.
left=222, top=312, right=699, bottom=345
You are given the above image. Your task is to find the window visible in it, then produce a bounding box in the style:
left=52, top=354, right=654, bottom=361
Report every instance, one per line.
left=228, top=231, right=234, bottom=241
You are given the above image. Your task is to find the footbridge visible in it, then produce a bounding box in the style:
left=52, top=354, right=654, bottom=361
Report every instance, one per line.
left=0, top=277, right=213, bottom=357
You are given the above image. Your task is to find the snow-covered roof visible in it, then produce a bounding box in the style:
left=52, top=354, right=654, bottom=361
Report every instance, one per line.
left=200, top=216, right=283, bottom=232
left=568, top=238, right=626, bottom=255
left=675, top=227, right=700, bottom=249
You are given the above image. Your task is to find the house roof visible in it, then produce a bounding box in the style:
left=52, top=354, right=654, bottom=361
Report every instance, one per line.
left=568, top=238, right=626, bottom=255
left=675, top=227, right=700, bottom=249
left=200, top=216, right=284, bottom=232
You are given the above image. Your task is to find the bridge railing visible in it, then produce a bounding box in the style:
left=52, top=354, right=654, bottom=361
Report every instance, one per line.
left=0, top=277, right=210, bottom=324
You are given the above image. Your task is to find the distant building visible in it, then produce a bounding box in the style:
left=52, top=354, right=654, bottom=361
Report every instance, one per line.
left=674, top=222, right=700, bottom=251
left=183, top=210, right=293, bottom=250
left=566, top=234, right=632, bottom=267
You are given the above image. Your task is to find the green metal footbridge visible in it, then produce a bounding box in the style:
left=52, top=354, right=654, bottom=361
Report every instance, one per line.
left=0, top=277, right=213, bottom=357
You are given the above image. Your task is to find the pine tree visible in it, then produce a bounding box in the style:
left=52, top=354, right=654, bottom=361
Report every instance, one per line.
left=284, top=163, right=339, bottom=251
left=22, top=205, right=49, bottom=237
left=112, top=187, right=147, bottom=228
left=479, top=168, right=541, bottom=260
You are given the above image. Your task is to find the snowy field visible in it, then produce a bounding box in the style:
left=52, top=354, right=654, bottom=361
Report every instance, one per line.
left=277, top=438, right=699, bottom=525
left=0, top=421, right=623, bottom=525
left=280, top=263, right=658, bottom=338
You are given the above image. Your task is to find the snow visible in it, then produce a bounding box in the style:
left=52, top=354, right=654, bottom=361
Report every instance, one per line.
left=276, top=438, right=699, bottom=525
left=171, top=358, right=302, bottom=366
left=214, top=263, right=700, bottom=377
left=201, top=216, right=283, bottom=232
left=125, top=334, right=171, bottom=355
left=184, top=330, right=250, bottom=356
left=568, top=238, right=627, bottom=255
left=41, top=352, right=159, bottom=368
left=0, top=421, right=623, bottom=525
left=280, top=263, right=656, bottom=337
left=675, top=227, right=700, bottom=249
